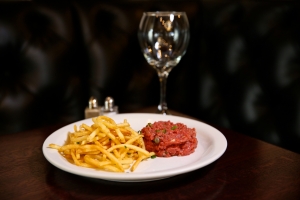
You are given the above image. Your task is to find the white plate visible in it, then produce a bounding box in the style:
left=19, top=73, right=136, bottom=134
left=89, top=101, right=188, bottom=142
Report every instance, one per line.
left=42, top=113, right=227, bottom=182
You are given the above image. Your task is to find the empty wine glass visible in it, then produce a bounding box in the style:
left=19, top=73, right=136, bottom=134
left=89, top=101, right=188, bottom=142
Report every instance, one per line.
left=138, top=11, right=190, bottom=114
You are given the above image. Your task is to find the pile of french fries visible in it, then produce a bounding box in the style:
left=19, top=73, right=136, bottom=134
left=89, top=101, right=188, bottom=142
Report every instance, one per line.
left=48, top=116, right=155, bottom=172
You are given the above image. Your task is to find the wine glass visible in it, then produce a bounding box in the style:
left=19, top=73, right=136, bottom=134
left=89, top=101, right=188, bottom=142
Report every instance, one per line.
left=138, top=11, right=190, bottom=115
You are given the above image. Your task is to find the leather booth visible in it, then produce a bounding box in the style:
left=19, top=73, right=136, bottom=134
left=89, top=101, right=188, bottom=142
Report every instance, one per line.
left=1, top=0, right=300, bottom=154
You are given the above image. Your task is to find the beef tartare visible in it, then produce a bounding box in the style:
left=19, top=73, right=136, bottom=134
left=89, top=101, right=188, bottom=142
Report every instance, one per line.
left=140, top=121, right=198, bottom=157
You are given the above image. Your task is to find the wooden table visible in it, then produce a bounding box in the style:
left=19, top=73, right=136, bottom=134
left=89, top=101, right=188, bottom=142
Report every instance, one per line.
left=1, top=108, right=300, bottom=200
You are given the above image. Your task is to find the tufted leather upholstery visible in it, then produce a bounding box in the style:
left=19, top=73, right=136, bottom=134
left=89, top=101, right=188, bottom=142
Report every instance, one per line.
left=0, top=0, right=299, bottom=153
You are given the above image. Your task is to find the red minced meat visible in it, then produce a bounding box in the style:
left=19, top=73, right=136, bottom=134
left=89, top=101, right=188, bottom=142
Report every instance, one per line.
left=140, top=121, right=198, bottom=157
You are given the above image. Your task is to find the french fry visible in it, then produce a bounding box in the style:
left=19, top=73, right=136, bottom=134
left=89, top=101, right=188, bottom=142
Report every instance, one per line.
left=48, top=115, right=155, bottom=172
left=81, top=123, right=93, bottom=132
left=107, top=144, right=150, bottom=156
left=131, top=154, right=147, bottom=172
left=87, top=127, right=100, bottom=142
left=49, top=143, right=61, bottom=149
left=74, top=130, right=90, bottom=137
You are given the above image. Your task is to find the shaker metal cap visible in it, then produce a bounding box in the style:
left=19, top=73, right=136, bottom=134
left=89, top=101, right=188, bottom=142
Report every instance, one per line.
left=88, top=96, right=98, bottom=108
left=104, top=96, right=115, bottom=111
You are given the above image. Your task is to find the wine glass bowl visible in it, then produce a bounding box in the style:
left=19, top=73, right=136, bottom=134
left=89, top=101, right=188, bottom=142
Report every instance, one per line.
left=138, top=11, right=190, bottom=114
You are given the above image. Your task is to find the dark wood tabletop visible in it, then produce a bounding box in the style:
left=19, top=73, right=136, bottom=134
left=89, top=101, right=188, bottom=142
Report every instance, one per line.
left=1, top=107, right=300, bottom=200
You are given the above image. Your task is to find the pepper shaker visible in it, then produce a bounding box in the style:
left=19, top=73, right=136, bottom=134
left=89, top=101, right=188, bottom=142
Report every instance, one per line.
left=84, top=96, right=101, bottom=119
left=100, top=96, right=118, bottom=116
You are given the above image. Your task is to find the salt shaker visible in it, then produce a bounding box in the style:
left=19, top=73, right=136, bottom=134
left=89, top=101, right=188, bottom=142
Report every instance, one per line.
left=100, top=96, right=118, bottom=116
left=84, top=96, right=101, bottom=119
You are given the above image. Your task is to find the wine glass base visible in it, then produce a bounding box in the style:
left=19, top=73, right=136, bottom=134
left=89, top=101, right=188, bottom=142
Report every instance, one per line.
left=156, top=109, right=171, bottom=115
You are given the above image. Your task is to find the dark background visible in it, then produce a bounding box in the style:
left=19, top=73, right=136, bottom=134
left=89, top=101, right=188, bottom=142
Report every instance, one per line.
left=0, top=0, right=300, bottom=153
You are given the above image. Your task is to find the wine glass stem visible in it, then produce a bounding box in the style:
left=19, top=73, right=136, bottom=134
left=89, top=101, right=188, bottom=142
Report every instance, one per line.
left=157, top=71, right=169, bottom=114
